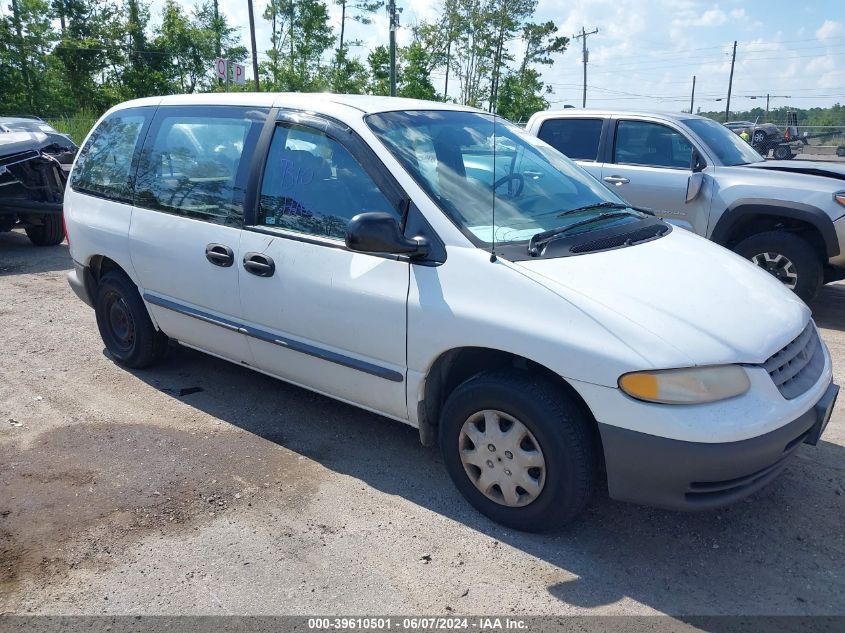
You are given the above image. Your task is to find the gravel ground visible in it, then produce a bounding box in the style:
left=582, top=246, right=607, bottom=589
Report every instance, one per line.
left=1, top=228, right=843, bottom=617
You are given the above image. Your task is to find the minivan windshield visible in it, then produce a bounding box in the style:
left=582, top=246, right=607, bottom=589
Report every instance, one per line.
left=366, top=110, right=644, bottom=246
left=684, top=117, right=764, bottom=166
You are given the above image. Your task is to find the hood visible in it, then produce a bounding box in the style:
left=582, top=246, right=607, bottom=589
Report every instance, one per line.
left=745, top=160, right=845, bottom=182
left=511, top=227, right=809, bottom=368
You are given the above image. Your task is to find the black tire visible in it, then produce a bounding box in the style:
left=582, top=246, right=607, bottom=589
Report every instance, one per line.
left=0, top=215, right=16, bottom=233
left=95, top=271, right=168, bottom=368
left=752, top=130, right=767, bottom=145
left=439, top=369, right=596, bottom=532
left=25, top=214, right=64, bottom=246
left=773, top=145, right=792, bottom=160
left=733, top=231, right=823, bottom=303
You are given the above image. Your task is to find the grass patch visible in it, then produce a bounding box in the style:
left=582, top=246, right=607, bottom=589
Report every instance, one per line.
left=46, top=114, right=98, bottom=145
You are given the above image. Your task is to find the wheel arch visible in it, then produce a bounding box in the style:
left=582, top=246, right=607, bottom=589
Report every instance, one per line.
left=417, top=347, right=603, bottom=464
left=710, top=199, right=839, bottom=258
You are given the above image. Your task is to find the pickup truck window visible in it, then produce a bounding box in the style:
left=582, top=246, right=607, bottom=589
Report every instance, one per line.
left=684, top=117, right=764, bottom=166
left=614, top=120, right=693, bottom=169
left=537, top=118, right=603, bottom=161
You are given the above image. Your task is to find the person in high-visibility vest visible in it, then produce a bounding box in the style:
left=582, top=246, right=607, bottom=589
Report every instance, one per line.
left=739, top=128, right=751, bottom=143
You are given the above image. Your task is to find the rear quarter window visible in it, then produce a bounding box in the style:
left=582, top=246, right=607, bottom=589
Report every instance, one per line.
left=70, top=109, right=151, bottom=203
left=537, top=118, right=604, bottom=161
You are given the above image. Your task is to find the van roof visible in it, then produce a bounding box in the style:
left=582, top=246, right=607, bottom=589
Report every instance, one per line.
left=112, top=93, right=482, bottom=116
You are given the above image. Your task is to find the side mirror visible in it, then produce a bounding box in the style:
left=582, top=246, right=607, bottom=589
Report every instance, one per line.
left=691, top=149, right=706, bottom=173
left=686, top=172, right=705, bottom=202
left=346, top=212, right=429, bottom=258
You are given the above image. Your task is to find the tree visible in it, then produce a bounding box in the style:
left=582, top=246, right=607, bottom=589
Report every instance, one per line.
left=486, top=0, right=536, bottom=111
left=51, top=1, right=124, bottom=111
left=120, top=0, right=170, bottom=99
left=398, top=24, right=447, bottom=100
left=2, top=0, right=58, bottom=113
left=261, top=0, right=334, bottom=91
left=155, top=0, right=245, bottom=94
left=367, top=44, right=392, bottom=95
left=330, top=0, right=381, bottom=92
left=496, top=20, right=567, bottom=121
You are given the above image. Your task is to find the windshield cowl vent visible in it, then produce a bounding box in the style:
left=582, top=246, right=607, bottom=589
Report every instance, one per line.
left=569, top=223, right=669, bottom=254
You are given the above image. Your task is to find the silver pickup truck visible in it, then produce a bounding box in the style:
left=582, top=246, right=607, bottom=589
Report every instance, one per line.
left=525, top=110, right=845, bottom=302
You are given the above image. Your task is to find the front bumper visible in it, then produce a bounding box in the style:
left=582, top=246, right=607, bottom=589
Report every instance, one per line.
left=599, top=381, right=839, bottom=510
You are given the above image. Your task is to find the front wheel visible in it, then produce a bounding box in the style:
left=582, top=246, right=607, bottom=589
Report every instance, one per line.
left=25, top=214, right=64, bottom=246
left=733, top=231, right=823, bottom=303
left=439, top=370, right=596, bottom=532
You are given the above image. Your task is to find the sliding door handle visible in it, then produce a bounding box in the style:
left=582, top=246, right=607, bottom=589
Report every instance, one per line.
left=206, top=243, right=234, bottom=267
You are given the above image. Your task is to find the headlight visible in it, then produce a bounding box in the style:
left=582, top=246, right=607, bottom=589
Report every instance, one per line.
left=835, top=192, right=845, bottom=208
left=618, top=365, right=750, bottom=404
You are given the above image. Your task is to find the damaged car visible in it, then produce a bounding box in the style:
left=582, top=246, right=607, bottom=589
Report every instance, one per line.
left=0, top=117, right=77, bottom=246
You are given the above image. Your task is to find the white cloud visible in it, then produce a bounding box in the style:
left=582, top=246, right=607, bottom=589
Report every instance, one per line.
left=816, top=20, right=844, bottom=41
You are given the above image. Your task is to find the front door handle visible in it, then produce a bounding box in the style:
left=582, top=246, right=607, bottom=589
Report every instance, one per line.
left=206, top=243, right=234, bottom=267
left=603, top=175, right=630, bottom=185
left=243, top=252, right=275, bottom=277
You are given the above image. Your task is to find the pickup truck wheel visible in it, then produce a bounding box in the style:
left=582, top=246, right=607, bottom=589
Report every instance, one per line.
left=752, top=130, right=767, bottom=144
left=734, top=231, right=823, bottom=302
left=25, top=214, right=64, bottom=246
left=439, top=370, right=595, bottom=532
left=95, top=271, right=168, bottom=368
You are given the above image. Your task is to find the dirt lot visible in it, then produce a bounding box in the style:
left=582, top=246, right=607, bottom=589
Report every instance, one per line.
left=1, top=228, right=844, bottom=617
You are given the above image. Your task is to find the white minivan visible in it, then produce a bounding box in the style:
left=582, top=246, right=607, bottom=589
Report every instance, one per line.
left=65, top=94, right=838, bottom=530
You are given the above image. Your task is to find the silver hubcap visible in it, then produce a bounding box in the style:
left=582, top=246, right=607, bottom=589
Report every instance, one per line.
left=458, top=410, right=546, bottom=507
left=751, top=252, right=798, bottom=289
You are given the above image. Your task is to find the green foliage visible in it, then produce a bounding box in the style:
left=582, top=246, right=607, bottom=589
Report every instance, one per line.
left=261, top=0, right=334, bottom=91
left=495, top=68, right=548, bottom=122
left=698, top=104, right=845, bottom=127
left=0, top=0, right=572, bottom=122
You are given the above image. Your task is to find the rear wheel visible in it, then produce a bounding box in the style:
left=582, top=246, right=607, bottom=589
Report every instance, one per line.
left=439, top=370, right=596, bottom=532
left=95, top=271, right=168, bottom=368
left=773, top=144, right=792, bottom=160
left=25, top=214, right=64, bottom=246
left=733, top=231, right=823, bottom=302
left=752, top=130, right=767, bottom=145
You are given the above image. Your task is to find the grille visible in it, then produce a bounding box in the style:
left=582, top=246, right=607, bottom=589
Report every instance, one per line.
left=763, top=323, right=824, bottom=399
left=570, top=223, right=668, bottom=254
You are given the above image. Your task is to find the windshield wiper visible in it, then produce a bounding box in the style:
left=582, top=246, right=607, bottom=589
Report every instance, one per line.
left=528, top=211, right=636, bottom=256
left=556, top=201, right=631, bottom=217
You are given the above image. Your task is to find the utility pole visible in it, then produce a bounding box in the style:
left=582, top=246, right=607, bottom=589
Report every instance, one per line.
left=247, top=0, right=260, bottom=91
left=690, top=75, right=696, bottom=114
left=747, top=94, right=790, bottom=121
left=387, top=0, right=401, bottom=96
left=725, top=40, right=737, bottom=121
left=573, top=27, right=598, bottom=108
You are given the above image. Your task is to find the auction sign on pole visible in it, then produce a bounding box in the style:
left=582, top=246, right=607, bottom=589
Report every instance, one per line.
left=214, top=58, right=247, bottom=91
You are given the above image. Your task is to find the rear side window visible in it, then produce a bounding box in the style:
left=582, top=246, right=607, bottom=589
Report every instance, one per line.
left=70, top=110, right=150, bottom=203
left=537, top=118, right=604, bottom=161
left=134, top=106, right=269, bottom=225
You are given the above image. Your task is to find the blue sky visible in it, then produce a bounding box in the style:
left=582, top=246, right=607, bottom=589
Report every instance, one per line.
left=163, top=0, right=844, bottom=114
